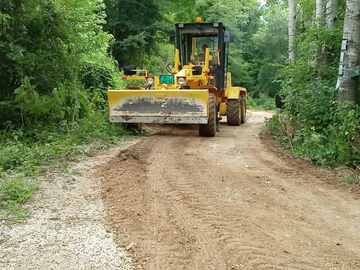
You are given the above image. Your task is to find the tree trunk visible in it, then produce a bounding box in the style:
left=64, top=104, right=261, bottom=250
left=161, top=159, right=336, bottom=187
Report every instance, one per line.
left=337, top=0, right=360, bottom=103
left=326, top=0, right=337, bottom=28
left=288, top=0, right=296, bottom=63
left=316, top=0, right=327, bottom=77
left=316, top=0, right=325, bottom=27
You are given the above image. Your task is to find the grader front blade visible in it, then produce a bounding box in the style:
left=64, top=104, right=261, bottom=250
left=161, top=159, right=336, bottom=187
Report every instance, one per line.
left=108, top=89, right=209, bottom=124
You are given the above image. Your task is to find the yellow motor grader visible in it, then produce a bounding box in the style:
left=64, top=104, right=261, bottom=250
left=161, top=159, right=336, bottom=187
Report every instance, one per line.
left=108, top=18, right=247, bottom=137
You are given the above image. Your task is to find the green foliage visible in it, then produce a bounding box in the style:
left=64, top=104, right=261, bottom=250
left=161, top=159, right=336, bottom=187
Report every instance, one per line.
left=0, top=0, right=71, bottom=98
left=196, top=0, right=261, bottom=90
left=0, top=0, right=118, bottom=127
left=0, top=0, right=358, bottom=223
left=0, top=179, right=34, bottom=204
left=344, top=173, right=360, bottom=185
left=0, top=111, right=130, bottom=221
left=252, top=4, right=288, bottom=97
left=0, top=178, right=35, bottom=221
left=14, top=78, right=91, bottom=125
left=265, top=0, right=360, bottom=169
left=270, top=76, right=360, bottom=166
left=104, top=0, right=160, bottom=66
left=0, top=112, right=127, bottom=177
left=248, top=95, right=276, bottom=110
left=108, top=0, right=199, bottom=72
left=272, top=45, right=360, bottom=167
left=144, top=42, right=175, bottom=74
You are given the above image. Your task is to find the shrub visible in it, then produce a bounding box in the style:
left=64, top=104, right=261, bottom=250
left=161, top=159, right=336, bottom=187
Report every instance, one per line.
left=0, top=0, right=118, bottom=127
left=0, top=178, right=35, bottom=221
left=248, top=94, right=276, bottom=110
left=268, top=76, right=360, bottom=166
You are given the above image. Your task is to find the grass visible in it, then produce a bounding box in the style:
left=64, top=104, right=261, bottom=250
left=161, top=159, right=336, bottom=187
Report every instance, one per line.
left=344, top=173, right=360, bottom=185
left=0, top=112, right=133, bottom=222
left=266, top=112, right=360, bottom=186
left=0, top=178, right=36, bottom=221
left=248, top=94, right=276, bottom=111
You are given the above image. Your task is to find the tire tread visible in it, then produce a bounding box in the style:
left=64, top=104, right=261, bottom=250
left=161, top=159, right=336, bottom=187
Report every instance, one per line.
left=199, top=94, right=217, bottom=137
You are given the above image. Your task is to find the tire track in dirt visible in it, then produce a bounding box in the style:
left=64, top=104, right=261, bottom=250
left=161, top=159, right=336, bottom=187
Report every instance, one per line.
left=97, top=111, right=360, bottom=270
left=161, top=138, right=321, bottom=270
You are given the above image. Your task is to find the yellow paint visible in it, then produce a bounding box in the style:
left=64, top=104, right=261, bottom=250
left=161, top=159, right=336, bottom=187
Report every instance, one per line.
left=195, top=17, right=204, bottom=23
left=226, top=87, right=241, bottom=99
left=224, top=72, right=247, bottom=99
left=108, top=89, right=209, bottom=113
left=219, top=102, right=227, bottom=116
left=123, top=75, right=147, bottom=81
left=174, top=49, right=180, bottom=73
left=191, top=38, right=197, bottom=62
left=226, top=72, right=232, bottom=88
left=204, top=48, right=210, bottom=73
left=239, top=87, right=247, bottom=96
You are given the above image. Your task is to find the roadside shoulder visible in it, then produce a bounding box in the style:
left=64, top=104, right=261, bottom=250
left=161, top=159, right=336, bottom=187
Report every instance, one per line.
left=0, top=140, right=140, bottom=270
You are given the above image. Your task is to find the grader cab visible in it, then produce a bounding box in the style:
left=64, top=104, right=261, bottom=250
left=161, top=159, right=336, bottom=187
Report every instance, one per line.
left=108, top=18, right=247, bottom=137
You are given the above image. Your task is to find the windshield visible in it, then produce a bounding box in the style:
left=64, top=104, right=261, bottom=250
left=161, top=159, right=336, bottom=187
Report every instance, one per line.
left=180, top=33, right=218, bottom=66
left=191, top=36, right=218, bottom=65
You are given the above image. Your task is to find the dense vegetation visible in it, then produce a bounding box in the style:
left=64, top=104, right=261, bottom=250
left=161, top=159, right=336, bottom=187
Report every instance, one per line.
left=0, top=0, right=126, bottom=220
left=0, top=0, right=359, bottom=220
left=266, top=0, right=360, bottom=168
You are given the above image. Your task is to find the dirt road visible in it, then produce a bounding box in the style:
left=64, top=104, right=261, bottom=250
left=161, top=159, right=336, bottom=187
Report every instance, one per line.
left=97, top=111, right=360, bottom=270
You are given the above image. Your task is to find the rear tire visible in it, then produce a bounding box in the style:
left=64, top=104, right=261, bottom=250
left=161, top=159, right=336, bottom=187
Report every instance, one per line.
left=199, top=94, right=217, bottom=137
left=227, top=99, right=241, bottom=126
left=240, top=97, right=246, bottom=124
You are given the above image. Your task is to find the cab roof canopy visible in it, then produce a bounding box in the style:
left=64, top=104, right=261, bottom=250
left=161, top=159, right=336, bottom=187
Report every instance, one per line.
left=175, top=22, right=225, bottom=36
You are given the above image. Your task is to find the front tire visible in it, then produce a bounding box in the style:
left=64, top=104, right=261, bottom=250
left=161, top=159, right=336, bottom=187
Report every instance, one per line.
left=199, top=93, right=217, bottom=137
left=227, top=99, right=241, bottom=126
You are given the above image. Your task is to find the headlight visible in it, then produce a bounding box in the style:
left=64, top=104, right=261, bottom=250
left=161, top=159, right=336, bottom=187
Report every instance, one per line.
left=178, top=77, right=187, bottom=86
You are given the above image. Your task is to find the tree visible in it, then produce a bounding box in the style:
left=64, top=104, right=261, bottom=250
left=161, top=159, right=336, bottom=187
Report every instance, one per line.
left=0, top=0, right=116, bottom=125
left=253, top=3, right=288, bottom=97
left=336, top=0, right=360, bottom=103
left=196, top=0, right=261, bottom=88
left=104, top=0, right=160, bottom=67
left=316, top=0, right=325, bottom=27
left=326, top=0, right=338, bottom=28
left=316, top=0, right=327, bottom=76
left=288, top=0, right=296, bottom=63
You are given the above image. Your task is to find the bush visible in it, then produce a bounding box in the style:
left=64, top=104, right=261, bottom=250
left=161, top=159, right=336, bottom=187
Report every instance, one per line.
left=0, top=111, right=130, bottom=221
left=80, top=63, right=114, bottom=110
left=268, top=77, right=360, bottom=166
left=0, top=178, right=35, bottom=221
left=0, top=101, right=21, bottom=129
left=0, top=0, right=119, bottom=126
left=14, top=78, right=92, bottom=125
left=0, top=112, right=127, bottom=175
left=0, top=179, right=34, bottom=205
left=248, top=94, right=276, bottom=110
